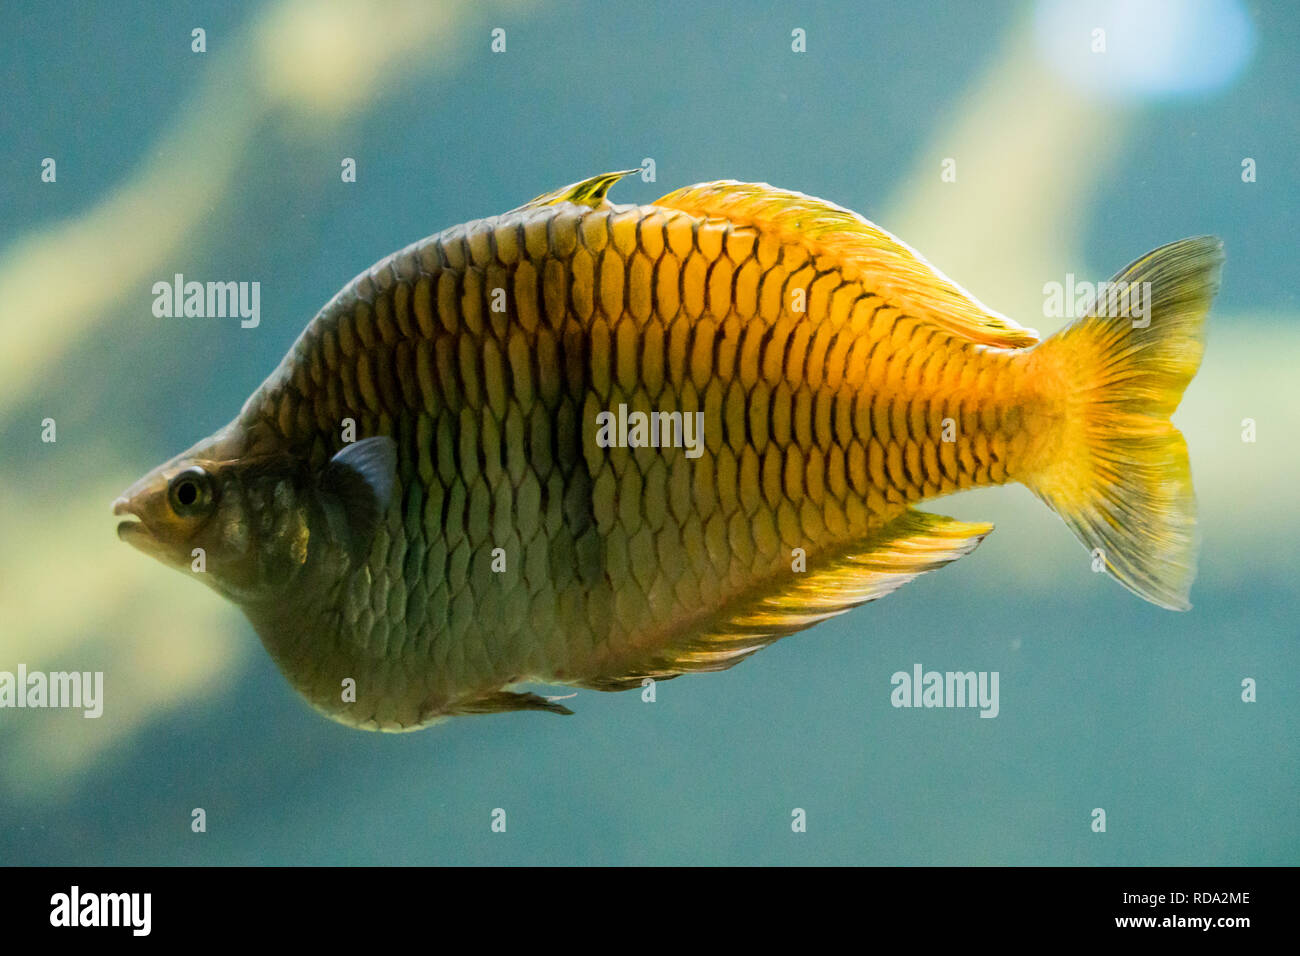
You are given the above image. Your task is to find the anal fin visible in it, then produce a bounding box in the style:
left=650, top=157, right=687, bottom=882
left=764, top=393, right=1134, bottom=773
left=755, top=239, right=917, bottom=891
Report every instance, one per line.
left=452, top=690, right=574, bottom=717
left=587, top=509, right=994, bottom=685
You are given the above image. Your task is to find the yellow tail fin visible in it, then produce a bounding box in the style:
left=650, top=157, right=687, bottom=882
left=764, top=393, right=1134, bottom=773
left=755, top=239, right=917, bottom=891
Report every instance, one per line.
left=1026, top=237, right=1224, bottom=610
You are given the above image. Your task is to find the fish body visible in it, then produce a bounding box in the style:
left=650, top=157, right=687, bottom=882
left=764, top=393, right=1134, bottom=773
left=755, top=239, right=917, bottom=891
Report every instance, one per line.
left=114, top=172, right=1223, bottom=730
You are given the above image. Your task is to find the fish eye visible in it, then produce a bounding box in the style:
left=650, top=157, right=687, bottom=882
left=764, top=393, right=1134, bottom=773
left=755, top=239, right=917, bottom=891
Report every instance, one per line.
left=168, top=467, right=214, bottom=517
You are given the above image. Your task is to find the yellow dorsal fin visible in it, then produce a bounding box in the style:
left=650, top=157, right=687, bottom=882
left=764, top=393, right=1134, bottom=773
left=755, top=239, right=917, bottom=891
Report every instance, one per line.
left=515, top=169, right=641, bottom=212
left=654, top=180, right=1040, bottom=349
left=579, top=510, right=994, bottom=689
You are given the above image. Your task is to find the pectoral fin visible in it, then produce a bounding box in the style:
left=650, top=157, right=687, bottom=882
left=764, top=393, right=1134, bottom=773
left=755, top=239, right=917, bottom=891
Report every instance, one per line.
left=317, top=436, right=398, bottom=563
left=580, top=509, right=994, bottom=689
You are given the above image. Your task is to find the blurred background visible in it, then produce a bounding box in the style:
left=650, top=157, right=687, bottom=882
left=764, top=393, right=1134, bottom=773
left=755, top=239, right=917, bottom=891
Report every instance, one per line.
left=1, top=0, right=1295, bottom=865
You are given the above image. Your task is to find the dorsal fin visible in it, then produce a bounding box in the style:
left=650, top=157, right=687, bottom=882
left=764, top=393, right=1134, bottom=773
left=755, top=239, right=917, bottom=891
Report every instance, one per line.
left=514, top=169, right=641, bottom=212
left=653, top=180, right=1040, bottom=349
left=577, top=509, right=994, bottom=689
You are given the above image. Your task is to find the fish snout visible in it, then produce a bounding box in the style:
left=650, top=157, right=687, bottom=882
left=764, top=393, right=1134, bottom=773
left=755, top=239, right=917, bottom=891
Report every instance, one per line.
left=112, top=465, right=212, bottom=566
left=112, top=473, right=167, bottom=545
left=113, top=492, right=148, bottom=542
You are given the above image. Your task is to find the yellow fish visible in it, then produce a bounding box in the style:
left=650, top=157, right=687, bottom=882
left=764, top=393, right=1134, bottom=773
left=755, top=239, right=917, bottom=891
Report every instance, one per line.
left=113, top=171, right=1223, bottom=730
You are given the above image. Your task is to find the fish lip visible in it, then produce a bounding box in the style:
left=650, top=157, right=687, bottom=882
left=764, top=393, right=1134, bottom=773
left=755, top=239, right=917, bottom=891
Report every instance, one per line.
left=112, top=495, right=149, bottom=540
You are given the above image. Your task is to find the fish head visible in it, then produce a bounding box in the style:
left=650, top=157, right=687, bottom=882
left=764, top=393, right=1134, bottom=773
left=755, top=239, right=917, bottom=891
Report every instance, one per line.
left=113, top=450, right=325, bottom=606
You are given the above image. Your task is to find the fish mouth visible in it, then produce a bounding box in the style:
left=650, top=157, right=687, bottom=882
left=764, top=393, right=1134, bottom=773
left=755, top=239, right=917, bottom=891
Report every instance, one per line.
left=112, top=492, right=183, bottom=567
left=112, top=495, right=150, bottom=542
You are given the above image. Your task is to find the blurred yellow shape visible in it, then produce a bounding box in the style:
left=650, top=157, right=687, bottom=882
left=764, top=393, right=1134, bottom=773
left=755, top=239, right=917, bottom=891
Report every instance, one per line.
left=0, top=0, right=532, bottom=416
left=885, top=23, right=1133, bottom=326
left=0, top=0, right=534, bottom=793
left=0, top=459, right=243, bottom=799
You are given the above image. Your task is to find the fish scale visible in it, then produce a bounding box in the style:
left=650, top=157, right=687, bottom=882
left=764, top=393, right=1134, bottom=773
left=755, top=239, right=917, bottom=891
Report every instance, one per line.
left=251, top=205, right=1009, bottom=712
left=114, top=172, right=1222, bottom=729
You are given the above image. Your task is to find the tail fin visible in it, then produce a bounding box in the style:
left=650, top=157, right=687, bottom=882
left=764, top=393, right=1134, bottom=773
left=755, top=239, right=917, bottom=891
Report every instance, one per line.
left=1025, top=237, right=1224, bottom=610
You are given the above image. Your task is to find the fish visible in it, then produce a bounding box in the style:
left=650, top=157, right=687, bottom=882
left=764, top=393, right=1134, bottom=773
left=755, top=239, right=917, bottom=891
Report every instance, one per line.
left=113, top=171, right=1224, bottom=731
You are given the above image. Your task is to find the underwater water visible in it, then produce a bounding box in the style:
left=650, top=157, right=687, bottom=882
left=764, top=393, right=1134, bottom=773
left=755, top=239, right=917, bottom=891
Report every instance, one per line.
left=1, top=0, right=1295, bottom=865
